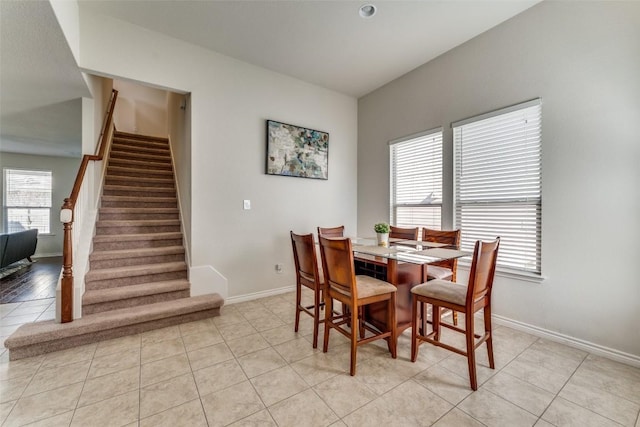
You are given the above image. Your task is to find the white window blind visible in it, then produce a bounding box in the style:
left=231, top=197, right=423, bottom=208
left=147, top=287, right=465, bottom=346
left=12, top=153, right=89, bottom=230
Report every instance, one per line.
left=4, top=169, right=52, bottom=234
left=453, top=99, right=541, bottom=274
left=390, top=129, right=443, bottom=229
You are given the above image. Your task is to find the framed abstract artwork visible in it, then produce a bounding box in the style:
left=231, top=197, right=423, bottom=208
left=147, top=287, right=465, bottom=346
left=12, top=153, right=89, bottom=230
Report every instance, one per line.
left=266, top=120, right=329, bottom=180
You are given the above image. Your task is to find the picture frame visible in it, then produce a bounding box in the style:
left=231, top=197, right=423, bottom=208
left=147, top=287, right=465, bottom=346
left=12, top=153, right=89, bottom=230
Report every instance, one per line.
left=266, top=120, right=329, bottom=180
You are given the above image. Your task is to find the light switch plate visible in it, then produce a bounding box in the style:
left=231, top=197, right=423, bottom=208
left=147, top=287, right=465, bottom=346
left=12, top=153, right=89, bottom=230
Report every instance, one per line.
left=243, top=200, right=251, bottom=210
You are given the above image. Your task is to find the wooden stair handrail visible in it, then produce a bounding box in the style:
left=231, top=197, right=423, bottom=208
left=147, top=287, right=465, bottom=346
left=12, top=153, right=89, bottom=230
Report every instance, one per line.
left=60, top=89, right=118, bottom=323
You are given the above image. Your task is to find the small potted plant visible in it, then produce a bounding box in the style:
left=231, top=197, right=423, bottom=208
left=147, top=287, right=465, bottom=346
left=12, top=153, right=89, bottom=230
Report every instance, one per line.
left=374, top=222, right=390, bottom=247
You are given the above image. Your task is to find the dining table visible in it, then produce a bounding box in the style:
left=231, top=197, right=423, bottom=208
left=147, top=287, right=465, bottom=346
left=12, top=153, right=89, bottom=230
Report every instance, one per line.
left=349, top=237, right=471, bottom=337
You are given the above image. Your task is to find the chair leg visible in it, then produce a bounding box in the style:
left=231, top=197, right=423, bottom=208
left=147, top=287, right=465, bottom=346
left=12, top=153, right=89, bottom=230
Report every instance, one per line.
left=350, top=305, right=358, bottom=376
left=466, top=312, right=478, bottom=390
left=452, top=310, right=458, bottom=326
left=358, top=307, right=365, bottom=339
left=433, top=305, right=441, bottom=341
left=388, top=293, right=397, bottom=359
left=294, top=283, right=301, bottom=333
left=312, top=287, right=321, bottom=349
left=411, top=296, right=419, bottom=362
left=484, top=306, right=495, bottom=369
left=421, top=301, right=427, bottom=336
left=323, top=296, right=332, bottom=353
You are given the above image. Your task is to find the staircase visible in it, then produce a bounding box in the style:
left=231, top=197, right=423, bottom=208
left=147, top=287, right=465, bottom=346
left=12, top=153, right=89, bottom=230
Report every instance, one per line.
left=4, top=131, right=223, bottom=360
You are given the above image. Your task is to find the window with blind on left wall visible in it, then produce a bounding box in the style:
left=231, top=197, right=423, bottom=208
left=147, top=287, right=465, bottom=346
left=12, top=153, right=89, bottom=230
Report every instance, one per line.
left=4, top=169, right=52, bottom=234
left=390, top=128, right=443, bottom=229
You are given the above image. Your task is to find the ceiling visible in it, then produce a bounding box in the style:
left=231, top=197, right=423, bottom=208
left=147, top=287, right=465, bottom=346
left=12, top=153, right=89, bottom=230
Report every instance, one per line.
left=0, top=0, right=90, bottom=158
left=0, top=0, right=539, bottom=158
left=79, top=0, right=539, bottom=98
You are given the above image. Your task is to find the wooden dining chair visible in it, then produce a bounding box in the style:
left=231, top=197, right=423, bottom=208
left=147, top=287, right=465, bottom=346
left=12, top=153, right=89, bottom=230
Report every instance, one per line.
left=319, top=236, right=397, bottom=376
left=410, top=238, right=500, bottom=390
left=422, top=228, right=461, bottom=281
left=389, top=225, right=419, bottom=240
left=422, top=228, right=462, bottom=324
left=317, top=225, right=345, bottom=238
left=290, top=231, right=325, bottom=348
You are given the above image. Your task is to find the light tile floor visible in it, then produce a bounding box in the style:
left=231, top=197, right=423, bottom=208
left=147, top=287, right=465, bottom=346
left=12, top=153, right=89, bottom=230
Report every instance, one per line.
left=1, top=291, right=639, bottom=427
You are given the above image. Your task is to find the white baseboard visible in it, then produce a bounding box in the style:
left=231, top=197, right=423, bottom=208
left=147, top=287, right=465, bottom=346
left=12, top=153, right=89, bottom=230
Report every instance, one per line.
left=225, top=285, right=295, bottom=305
left=493, top=314, right=640, bottom=368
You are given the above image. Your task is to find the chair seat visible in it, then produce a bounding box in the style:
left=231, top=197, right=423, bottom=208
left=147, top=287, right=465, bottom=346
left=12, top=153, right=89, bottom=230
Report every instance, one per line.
left=426, top=265, right=453, bottom=281
left=411, top=279, right=466, bottom=306
left=345, top=275, right=397, bottom=299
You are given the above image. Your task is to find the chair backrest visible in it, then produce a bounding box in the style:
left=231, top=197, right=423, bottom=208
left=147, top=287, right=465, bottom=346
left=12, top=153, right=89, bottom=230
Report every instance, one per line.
left=389, top=226, right=419, bottom=240
left=317, top=225, right=345, bottom=238
left=319, top=236, right=356, bottom=300
left=422, top=228, right=462, bottom=278
left=422, top=228, right=461, bottom=247
left=466, top=238, right=500, bottom=307
left=290, top=231, right=321, bottom=286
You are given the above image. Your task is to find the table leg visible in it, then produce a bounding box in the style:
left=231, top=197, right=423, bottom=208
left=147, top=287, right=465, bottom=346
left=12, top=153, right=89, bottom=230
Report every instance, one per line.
left=365, top=259, right=422, bottom=336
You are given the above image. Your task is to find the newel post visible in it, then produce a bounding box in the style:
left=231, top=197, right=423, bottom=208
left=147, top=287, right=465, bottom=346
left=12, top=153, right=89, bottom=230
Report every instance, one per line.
left=60, top=199, right=74, bottom=323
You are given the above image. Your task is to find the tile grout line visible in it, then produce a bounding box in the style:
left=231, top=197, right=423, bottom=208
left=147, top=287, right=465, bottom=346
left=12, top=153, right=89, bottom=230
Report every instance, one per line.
left=67, top=342, right=99, bottom=425
left=181, top=326, right=214, bottom=427
left=551, top=354, right=638, bottom=427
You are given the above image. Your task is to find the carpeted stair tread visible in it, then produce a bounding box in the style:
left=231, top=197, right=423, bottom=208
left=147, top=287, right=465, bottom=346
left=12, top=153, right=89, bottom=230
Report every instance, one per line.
left=111, top=147, right=170, bottom=159
left=4, top=294, right=224, bottom=352
left=85, top=261, right=187, bottom=282
left=92, top=232, right=183, bottom=243
left=96, top=219, right=180, bottom=228
left=102, top=195, right=177, bottom=202
left=107, top=166, right=173, bottom=176
left=109, top=151, right=171, bottom=163
left=114, top=131, right=168, bottom=143
left=112, top=139, right=171, bottom=154
left=98, top=208, right=179, bottom=221
left=90, top=245, right=185, bottom=261
left=106, top=175, right=175, bottom=188
left=99, top=207, right=179, bottom=215
left=111, top=141, right=170, bottom=152
left=109, top=158, right=172, bottom=170
left=103, top=185, right=175, bottom=193
left=102, top=187, right=176, bottom=199
left=111, top=141, right=169, bottom=151
left=109, top=155, right=171, bottom=166
left=82, top=279, right=190, bottom=305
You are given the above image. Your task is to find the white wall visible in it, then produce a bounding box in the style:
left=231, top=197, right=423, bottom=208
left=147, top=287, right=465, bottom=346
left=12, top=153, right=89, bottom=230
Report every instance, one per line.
left=113, top=80, right=169, bottom=137
left=78, top=10, right=358, bottom=299
left=0, top=152, right=80, bottom=257
left=358, top=2, right=640, bottom=359
left=49, top=0, right=80, bottom=67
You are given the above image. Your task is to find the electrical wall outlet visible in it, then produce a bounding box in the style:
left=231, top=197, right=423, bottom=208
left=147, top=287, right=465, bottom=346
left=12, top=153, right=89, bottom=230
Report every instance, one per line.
left=243, top=200, right=251, bottom=210
left=275, top=264, right=283, bottom=273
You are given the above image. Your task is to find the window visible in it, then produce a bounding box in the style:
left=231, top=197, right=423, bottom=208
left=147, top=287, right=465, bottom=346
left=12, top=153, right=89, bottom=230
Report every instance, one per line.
left=390, top=129, right=443, bottom=229
left=4, top=169, right=52, bottom=234
left=453, top=99, right=541, bottom=274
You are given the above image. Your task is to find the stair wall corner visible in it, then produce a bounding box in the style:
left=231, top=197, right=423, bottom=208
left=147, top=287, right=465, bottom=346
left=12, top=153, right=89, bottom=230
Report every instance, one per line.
left=189, top=265, right=228, bottom=300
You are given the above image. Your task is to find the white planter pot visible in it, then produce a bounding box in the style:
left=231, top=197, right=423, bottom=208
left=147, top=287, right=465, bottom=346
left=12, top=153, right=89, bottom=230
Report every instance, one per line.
left=376, top=232, right=389, bottom=247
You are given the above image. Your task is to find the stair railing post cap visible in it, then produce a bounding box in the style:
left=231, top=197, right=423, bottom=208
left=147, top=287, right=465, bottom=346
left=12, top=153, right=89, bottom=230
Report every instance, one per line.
left=60, top=208, right=73, bottom=223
